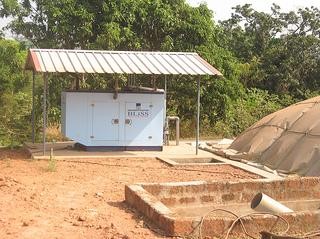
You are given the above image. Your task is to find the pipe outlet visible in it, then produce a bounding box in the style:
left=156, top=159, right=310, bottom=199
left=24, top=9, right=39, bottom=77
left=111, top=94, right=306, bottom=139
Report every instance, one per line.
left=251, top=193, right=293, bottom=214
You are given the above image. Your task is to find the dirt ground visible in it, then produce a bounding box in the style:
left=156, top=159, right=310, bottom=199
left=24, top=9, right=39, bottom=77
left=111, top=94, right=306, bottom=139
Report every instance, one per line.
left=0, top=148, right=259, bottom=239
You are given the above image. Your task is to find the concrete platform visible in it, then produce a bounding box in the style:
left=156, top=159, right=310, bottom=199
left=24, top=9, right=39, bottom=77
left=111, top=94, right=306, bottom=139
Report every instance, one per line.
left=25, top=141, right=213, bottom=160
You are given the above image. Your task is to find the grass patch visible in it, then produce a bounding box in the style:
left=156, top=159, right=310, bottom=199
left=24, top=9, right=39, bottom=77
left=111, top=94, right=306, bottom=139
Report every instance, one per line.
left=47, top=148, right=57, bottom=172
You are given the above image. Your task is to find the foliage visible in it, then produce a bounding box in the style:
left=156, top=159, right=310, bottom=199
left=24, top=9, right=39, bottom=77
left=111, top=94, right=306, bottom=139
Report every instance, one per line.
left=213, top=89, right=286, bottom=137
left=0, top=39, right=32, bottom=146
left=0, top=0, right=218, bottom=50
left=0, top=91, right=32, bottom=146
left=219, top=4, right=320, bottom=98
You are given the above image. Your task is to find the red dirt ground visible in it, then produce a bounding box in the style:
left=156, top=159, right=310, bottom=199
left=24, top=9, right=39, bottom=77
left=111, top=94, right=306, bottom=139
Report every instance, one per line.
left=0, top=148, right=259, bottom=239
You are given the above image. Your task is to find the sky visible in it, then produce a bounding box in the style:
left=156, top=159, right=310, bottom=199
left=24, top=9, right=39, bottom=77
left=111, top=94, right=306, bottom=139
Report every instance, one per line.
left=187, top=0, right=320, bottom=21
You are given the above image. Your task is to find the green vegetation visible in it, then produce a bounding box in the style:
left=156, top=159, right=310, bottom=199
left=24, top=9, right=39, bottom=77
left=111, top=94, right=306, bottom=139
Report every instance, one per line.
left=0, top=39, right=32, bottom=146
left=0, top=0, right=319, bottom=145
left=47, top=148, right=57, bottom=172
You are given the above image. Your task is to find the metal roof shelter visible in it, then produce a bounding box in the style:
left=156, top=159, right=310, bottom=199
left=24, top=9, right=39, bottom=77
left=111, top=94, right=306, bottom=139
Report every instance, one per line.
left=25, top=49, right=222, bottom=155
left=26, top=49, right=221, bottom=75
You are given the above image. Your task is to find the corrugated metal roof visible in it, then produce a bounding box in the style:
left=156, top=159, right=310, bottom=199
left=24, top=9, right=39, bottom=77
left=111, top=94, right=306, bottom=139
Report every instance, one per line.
left=25, top=49, right=222, bottom=76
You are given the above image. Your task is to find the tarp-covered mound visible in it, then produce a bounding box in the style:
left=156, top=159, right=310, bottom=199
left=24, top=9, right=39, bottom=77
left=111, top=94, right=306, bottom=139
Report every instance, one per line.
left=229, top=96, right=320, bottom=176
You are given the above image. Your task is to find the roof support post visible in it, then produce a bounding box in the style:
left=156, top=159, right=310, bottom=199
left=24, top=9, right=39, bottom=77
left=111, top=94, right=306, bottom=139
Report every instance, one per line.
left=82, top=73, right=85, bottom=85
left=164, top=75, right=167, bottom=124
left=163, top=75, right=167, bottom=144
left=113, top=75, right=119, bottom=99
left=42, top=73, right=48, bottom=156
left=196, top=76, right=201, bottom=155
left=32, top=71, right=36, bottom=144
left=152, top=75, right=157, bottom=90
left=75, top=74, right=80, bottom=90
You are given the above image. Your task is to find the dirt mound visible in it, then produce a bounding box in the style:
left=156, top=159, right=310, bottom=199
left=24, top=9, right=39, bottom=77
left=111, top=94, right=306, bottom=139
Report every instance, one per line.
left=0, top=148, right=30, bottom=160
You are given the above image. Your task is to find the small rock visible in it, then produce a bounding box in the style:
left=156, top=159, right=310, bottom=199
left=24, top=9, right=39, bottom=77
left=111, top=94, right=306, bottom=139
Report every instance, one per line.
left=0, top=177, right=4, bottom=181
left=96, top=225, right=102, bottom=229
left=77, top=216, right=86, bottom=222
left=70, top=207, right=75, bottom=211
left=95, top=192, right=103, bottom=198
left=122, top=236, right=129, bottom=239
left=110, top=223, right=114, bottom=228
left=22, top=222, right=29, bottom=227
left=136, top=220, right=144, bottom=228
left=72, top=222, right=79, bottom=226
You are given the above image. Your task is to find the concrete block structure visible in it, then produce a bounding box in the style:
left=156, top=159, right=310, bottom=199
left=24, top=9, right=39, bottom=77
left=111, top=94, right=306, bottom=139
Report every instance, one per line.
left=125, top=178, right=320, bottom=237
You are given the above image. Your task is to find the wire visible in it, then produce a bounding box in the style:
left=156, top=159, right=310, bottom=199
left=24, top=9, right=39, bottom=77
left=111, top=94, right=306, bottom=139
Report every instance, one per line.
left=197, top=209, right=245, bottom=239
left=225, top=212, right=290, bottom=239
left=196, top=209, right=290, bottom=239
left=294, top=230, right=320, bottom=238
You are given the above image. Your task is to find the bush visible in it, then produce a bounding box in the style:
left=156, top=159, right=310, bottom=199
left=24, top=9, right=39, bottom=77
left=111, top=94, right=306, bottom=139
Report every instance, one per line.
left=212, top=88, right=283, bottom=137
left=0, top=92, right=32, bottom=146
left=0, top=39, right=32, bottom=147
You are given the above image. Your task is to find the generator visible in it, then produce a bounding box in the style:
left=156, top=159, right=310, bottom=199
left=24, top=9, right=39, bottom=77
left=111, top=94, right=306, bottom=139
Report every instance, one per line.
left=61, top=91, right=164, bottom=150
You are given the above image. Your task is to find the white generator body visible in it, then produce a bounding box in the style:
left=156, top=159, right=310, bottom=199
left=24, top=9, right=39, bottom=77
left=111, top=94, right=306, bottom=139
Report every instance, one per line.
left=61, top=91, right=164, bottom=150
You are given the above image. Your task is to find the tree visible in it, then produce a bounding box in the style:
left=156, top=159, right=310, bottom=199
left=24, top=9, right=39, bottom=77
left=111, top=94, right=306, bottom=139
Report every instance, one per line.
left=1, top=0, right=241, bottom=135
left=0, top=0, right=218, bottom=50
left=219, top=4, right=320, bottom=97
left=0, top=39, right=31, bottom=146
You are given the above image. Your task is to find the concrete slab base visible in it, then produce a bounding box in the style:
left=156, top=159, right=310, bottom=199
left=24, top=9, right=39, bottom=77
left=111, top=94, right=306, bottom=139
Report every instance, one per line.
left=24, top=141, right=213, bottom=160
left=156, top=157, right=227, bottom=166
left=157, top=155, right=281, bottom=180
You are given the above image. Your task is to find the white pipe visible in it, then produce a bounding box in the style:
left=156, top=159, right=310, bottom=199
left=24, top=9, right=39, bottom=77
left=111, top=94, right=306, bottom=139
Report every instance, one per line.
left=126, top=85, right=163, bottom=92
left=165, top=116, right=180, bottom=146
left=251, top=193, right=293, bottom=213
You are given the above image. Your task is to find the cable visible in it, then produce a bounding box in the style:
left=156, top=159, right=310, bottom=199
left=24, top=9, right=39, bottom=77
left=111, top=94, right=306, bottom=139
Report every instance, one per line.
left=292, top=230, right=320, bottom=238
left=196, top=209, right=290, bottom=239
left=225, top=212, right=290, bottom=239
left=197, top=209, right=245, bottom=239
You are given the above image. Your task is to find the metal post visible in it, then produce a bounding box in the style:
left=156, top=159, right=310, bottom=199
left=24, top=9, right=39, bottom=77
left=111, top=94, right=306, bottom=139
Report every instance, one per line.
left=164, top=75, right=167, bottom=124
left=75, top=75, right=80, bottom=90
left=164, top=75, right=167, bottom=144
left=196, top=77, right=200, bottom=155
left=43, top=74, right=47, bottom=156
left=32, top=71, right=35, bottom=143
